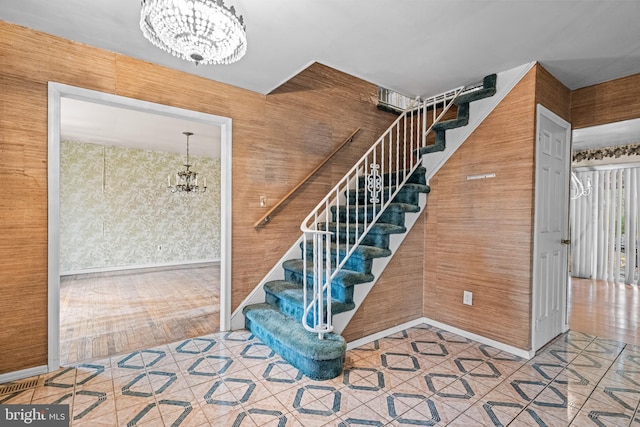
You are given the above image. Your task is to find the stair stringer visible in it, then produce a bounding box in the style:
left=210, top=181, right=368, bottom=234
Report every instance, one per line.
left=230, top=236, right=301, bottom=330
left=422, top=62, right=535, bottom=183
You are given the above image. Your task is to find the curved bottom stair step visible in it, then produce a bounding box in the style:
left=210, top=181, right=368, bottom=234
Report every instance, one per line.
left=243, top=303, right=346, bottom=380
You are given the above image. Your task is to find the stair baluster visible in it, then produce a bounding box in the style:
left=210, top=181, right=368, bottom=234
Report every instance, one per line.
left=300, top=86, right=464, bottom=338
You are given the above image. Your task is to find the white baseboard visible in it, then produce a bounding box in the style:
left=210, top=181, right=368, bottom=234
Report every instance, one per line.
left=346, top=318, right=428, bottom=350
left=347, top=317, right=534, bottom=359
left=60, top=259, right=220, bottom=277
left=0, top=365, right=48, bottom=384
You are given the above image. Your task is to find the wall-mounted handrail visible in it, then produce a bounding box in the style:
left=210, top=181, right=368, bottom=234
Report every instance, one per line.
left=254, top=128, right=361, bottom=228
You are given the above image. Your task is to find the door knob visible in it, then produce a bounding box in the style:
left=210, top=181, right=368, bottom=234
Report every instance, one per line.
left=561, top=239, right=571, bottom=245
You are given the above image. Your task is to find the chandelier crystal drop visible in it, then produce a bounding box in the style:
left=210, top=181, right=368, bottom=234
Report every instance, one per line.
left=168, top=132, right=207, bottom=193
left=140, top=0, right=247, bottom=65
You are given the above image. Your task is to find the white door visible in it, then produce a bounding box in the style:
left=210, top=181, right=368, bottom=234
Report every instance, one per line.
left=532, top=104, right=571, bottom=352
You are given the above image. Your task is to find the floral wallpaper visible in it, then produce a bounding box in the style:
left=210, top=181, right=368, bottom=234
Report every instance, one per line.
left=60, top=141, right=221, bottom=273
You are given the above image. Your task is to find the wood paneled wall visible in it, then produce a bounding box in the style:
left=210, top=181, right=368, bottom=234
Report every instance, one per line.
left=536, top=66, right=571, bottom=123
left=342, top=212, right=425, bottom=342
left=571, top=72, right=640, bottom=129
left=422, top=68, right=538, bottom=349
left=4, top=17, right=628, bottom=374
left=0, top=21, right=396, bottom=374
left=420, top=64, right=571, bottom=351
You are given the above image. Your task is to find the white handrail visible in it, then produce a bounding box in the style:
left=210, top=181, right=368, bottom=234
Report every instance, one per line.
left=300, top=86, right=465, bottom=338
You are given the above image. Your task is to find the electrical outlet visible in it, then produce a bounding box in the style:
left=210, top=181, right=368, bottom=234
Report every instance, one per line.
left=260, top=196, right=266, bottom=207
left=463, top=291, right=473, bottom=306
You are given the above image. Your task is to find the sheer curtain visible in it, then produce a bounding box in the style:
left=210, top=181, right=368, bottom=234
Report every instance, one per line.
left=571, top=165, right=640, bottom=284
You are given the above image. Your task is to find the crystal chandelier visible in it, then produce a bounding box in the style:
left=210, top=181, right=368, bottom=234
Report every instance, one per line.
left=140, top=0, right=247, bottom=65
left=168, top=132, right=207, bottom=193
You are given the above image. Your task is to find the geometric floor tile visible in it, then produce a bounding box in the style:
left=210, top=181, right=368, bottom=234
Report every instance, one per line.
left=3, top=326, right=638, bottom=426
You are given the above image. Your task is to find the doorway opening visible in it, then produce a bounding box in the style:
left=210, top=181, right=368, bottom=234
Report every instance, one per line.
left=48, top=83, right=232, bottom=371
left=567, top=118, right=640, bottom=345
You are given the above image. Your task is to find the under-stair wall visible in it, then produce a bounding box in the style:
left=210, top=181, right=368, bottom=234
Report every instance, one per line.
left=422, top=63, right=571, bottom=351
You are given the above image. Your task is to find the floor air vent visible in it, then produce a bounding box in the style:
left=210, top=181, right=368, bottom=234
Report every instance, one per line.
left=0, top=378, right=40, bottom=395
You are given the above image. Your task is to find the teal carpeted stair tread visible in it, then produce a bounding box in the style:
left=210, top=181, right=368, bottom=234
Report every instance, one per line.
left=301, top=240, right=390, bottom=274
left=419, top=73, right=497, bottom=157
left=243, top=303, right=346, bottom=380
left=303, top=241, right=392, bottom=260
left=332, top=202, right=421, bottom=217
left=454, top=74, right=497, bottom=105
left=432, top=102, right=469, bottom=131
left=349, top=182, right=431, bottom=197
left=356, top=166, right=427, bottom=187
left=419, top=138, right=445, bottom=154
left=330, top=202, right=420, bottom=229
left=323, top=222, right=407, bottom=250
left=346, top=183, right=431, bottom=204
left=394, top=182, right=430, bottom=194
left=264, top=280, right=355, bottom=322
left=283, top=259, right=374, bottom=288
left=323, top=222, right=407, bottom=236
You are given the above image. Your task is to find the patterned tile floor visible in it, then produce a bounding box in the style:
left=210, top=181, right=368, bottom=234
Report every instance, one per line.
left=1, top=325, right=640, bottom=426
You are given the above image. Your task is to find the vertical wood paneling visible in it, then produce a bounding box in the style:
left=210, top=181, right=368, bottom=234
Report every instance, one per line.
left=422, top=68, right=538, bottom=349
left=0, top=73, right=49, bottom=373
left=571, top=72, right=640, bottom=129
left=0, top=24, right=117, bottom=92
left=536, top=66, right=571, bottom=123
left=114, top=56, right=233, bottom=117
left=342, top=211, right=425, bottom=342
left=421, top=64, right=571, bottom=351
left=0, top=21, right=398, bottom=374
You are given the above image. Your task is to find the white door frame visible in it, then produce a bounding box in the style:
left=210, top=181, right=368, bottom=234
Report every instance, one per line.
left=47, top=82, right=232, bottom=372
left=531, top=104, right=571, bottom=352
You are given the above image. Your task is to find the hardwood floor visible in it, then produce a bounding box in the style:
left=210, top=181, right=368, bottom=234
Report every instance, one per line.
left=569, top=276, right=639, bottom=345
left=59, top=266, right=635, bottom=367
left=60, top=263, right=220, bottom=366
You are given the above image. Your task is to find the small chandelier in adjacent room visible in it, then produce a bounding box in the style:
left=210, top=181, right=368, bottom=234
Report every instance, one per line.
left=168, top=132, right=207, bottom=193
left=570, top=172, right=592, bottom=200
left=140, top=0, right=247, bottom=65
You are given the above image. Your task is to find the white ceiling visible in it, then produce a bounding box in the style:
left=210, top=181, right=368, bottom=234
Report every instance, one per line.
left=573, top=118, right=640, bottom=151
left=2, top=0, right=639, bottom=97
left=61, top=98, right=221, bottom=158
left=2, top=1, right=640, bottom=152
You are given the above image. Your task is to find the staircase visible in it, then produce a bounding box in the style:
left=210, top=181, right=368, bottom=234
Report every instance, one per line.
left=421, top=74, right=497, bottom=155
left=243, top=74, right=497, bottom=380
